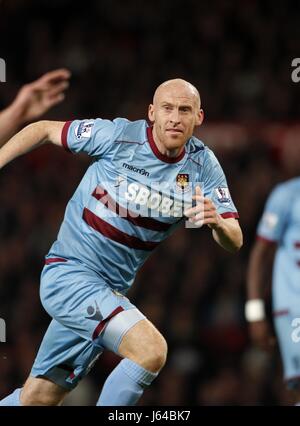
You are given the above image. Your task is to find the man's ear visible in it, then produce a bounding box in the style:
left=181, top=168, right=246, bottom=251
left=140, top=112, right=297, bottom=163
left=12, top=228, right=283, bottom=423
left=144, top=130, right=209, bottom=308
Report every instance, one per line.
left=195, top=109, right=204, bottom=126
left=148, top=104, right=155, bottom=123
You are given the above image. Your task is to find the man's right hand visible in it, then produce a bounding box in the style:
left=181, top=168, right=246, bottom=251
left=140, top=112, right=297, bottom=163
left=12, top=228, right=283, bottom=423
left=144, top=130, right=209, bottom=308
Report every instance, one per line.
left=249, top=320, right=276, bottom=352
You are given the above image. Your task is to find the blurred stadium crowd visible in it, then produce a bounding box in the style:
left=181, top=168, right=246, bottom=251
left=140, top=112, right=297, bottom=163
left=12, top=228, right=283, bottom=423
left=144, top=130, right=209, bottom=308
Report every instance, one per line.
left=1, top=0, right=300, bottom=405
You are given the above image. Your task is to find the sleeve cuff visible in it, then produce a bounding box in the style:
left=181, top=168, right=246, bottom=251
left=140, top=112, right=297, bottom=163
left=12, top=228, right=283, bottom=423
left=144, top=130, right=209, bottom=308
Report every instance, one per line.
left=256, top=235, right=277, bottom=244
left=220, top=212, right=239, bottom=219
left=61, top=121, right=73, bottom=153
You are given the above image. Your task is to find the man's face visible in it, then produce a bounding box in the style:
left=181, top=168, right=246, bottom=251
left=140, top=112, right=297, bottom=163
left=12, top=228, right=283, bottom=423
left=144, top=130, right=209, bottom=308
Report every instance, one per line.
left=148, top=81, right=204, bottom=152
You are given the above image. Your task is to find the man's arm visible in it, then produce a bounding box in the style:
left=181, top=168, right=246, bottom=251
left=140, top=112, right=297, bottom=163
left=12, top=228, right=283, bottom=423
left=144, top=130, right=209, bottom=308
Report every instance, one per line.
left=246, top=238, right=277, bottom=351
left=0, top=69, right=70, bottom=147
left=247, top=238, right=276, bottom=299
left=210, top=217, right=243, bottom=253
left=184, top=186, right=243, bottom=252
left=0, top=121, right=65, bottom=170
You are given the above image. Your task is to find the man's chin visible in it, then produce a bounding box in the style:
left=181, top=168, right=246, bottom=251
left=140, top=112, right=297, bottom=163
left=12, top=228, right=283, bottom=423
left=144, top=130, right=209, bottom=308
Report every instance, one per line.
left=164, top=136, right=185, bottom=150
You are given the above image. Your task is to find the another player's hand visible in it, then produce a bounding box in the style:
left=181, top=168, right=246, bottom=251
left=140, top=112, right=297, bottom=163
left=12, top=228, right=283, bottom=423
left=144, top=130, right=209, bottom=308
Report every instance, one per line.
left=249, top=320, right=276, bottom=352
left=184, top=185, right=221, bottom=228
left=12, top=68, right=71, bottom=123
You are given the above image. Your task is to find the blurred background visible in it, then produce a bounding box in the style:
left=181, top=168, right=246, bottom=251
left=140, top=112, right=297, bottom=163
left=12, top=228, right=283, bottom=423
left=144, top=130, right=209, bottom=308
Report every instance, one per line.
left=1, top=0, right=300, bottom=405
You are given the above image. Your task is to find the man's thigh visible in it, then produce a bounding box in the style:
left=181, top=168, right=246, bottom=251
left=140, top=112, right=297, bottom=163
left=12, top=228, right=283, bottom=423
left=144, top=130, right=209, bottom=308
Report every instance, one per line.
left=35, top=263, right=146, bottom=387
left=116, top=318, right=167, bottom=362
left=31, top=318, right=103, bottom=390
left=40, top=261, right=138, bottom=344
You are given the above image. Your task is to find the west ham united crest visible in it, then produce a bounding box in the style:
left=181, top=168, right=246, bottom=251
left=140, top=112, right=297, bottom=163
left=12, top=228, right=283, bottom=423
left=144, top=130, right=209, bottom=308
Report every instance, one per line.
left=176, top=173, right=190, bottom=193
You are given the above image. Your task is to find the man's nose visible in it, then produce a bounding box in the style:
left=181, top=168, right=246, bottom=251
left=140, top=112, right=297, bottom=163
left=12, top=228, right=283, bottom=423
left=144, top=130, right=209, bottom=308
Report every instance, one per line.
left=169, top=108, right=180, bottom=124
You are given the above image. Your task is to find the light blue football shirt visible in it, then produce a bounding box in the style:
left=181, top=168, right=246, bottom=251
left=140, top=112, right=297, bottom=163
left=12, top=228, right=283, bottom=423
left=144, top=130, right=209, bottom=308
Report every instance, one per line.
left=46, top=118, right=239, bottom=292
left=257, top=178, right=300, bottom=310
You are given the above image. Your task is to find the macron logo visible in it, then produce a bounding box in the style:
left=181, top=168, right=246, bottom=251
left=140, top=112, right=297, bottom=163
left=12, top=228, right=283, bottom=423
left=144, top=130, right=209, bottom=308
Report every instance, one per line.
left=122, top=163, right=150, bottom=177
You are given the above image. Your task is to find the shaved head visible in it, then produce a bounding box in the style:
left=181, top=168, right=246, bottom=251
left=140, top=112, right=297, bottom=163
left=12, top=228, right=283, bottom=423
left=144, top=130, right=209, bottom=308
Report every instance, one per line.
left=153, top=78, right=201, bottom=109
left=148, top=78, right=204, bottom=158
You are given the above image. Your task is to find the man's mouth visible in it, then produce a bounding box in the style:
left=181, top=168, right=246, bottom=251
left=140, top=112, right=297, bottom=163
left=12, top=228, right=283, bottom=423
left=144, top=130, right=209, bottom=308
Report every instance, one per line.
left=166, top=129, right=183, bottom=133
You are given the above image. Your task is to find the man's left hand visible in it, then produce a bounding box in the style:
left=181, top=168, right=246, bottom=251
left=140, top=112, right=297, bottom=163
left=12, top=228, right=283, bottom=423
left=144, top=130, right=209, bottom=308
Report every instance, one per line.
left=184, top=185, right=221, bottom=228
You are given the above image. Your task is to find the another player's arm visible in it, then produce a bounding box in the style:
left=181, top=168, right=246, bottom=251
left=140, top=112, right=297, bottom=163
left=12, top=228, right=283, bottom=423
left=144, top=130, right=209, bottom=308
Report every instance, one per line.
left=247, top=238, right=276, bottom=300
left=184, top=186, right=243, bottom=253
left=0, top=69, right=70, bottom=147
left=246, top=238, right=277, bottom=351
left=0, top=121, right=65, bottom=169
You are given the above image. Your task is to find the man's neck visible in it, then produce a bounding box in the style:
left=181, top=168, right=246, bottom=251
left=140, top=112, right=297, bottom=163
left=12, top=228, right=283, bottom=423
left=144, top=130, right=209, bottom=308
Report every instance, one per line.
left=152, top=127, right=184, bottom=158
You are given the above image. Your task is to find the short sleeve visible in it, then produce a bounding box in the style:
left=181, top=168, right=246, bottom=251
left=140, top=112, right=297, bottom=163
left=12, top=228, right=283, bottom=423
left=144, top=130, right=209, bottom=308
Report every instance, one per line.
left=201, top=149, right=239, bottom=219
left=61, top=118, right=115, bottom=157
left=257, top=184, right=290, bottom=242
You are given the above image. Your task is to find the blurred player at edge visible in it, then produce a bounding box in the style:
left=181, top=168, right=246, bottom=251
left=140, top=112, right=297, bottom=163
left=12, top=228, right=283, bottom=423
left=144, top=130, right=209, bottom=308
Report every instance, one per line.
left=246, top=140, right=300, bottom=405
left=0, top=78, right=242, bottom=406
left=0, top=68, right=71, bottom=145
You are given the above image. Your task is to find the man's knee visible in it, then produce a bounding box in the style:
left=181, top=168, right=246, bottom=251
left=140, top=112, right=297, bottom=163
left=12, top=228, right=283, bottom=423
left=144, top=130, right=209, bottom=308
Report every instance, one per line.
left=146, top=335, right=168, bottom=372
left=118, top=319, right=168, bottom=373
left=21, top=376, right=68, bottom=406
